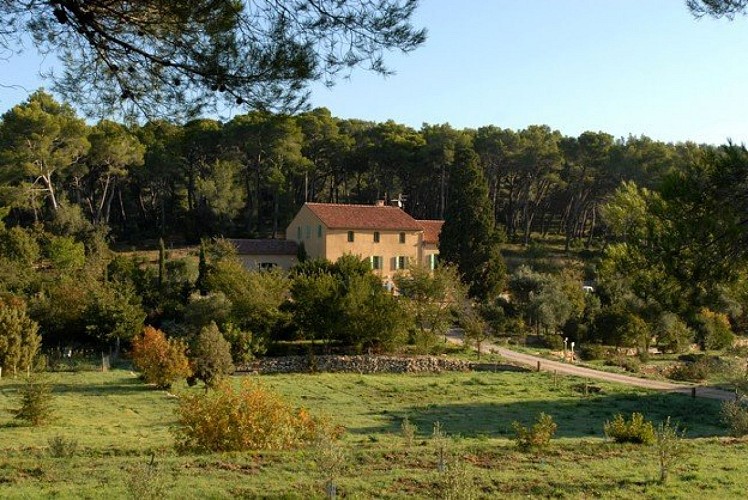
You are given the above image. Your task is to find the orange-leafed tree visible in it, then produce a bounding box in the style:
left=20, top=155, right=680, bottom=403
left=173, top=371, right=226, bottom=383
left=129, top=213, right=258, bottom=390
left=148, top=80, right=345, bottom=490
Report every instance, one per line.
left=131, top=326, right=191, bottom=389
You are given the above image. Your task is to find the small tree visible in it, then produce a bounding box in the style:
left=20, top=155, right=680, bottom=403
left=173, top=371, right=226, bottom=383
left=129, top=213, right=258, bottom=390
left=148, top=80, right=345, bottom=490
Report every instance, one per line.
left=655, top=417, right=686, bottom=484
left=14, top=377, right=54, bottom=426
left=0, top=297, right=41, bottom=376
left=131, top=326, right=191, bottom=389
left=512, top=413, right=557, bottom=451
left=191, top=322, right=234, bottom=389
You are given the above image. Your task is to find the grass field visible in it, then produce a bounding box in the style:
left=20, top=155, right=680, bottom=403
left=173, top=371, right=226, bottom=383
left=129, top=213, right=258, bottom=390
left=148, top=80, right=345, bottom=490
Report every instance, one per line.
left=0, top=368, right=745, bottom=498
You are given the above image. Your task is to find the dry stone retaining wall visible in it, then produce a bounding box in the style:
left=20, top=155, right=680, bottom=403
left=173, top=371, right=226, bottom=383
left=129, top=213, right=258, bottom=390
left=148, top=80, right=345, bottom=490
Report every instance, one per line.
left=237, top=355, right=473, bottom=374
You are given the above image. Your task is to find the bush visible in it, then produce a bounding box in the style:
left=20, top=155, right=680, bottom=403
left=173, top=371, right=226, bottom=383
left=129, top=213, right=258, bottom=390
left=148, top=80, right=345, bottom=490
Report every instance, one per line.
left=721, top=400, right=748, bottom=437
left=190, top=321, right=234, bottom=389
left=604, top=356, right=641, bottom=373
left=580, top=344, right=610, bottom=361
left=655, top=417, right=686, bottom=484
left=696, top=308, right=734, bottom=351
left=604, top=412, right=655, bottom=444
left=47, top=435, right=78, bottom=458
left=173, top=379, right=326, bottom=453
left=131, top=326, right=192, bottom=389
left=669, top=356, right=716, bottom=382
left=14, top=377, right=54, bottom=426
left=512, top=412, right=557, bottom=450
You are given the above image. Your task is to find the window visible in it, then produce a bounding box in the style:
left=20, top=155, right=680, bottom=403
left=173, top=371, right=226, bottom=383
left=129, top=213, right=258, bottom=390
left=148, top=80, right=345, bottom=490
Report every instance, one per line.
left=399, top=232, right=406, bottom=244
left=305, top=225, right=311, bottom=239
left=370, top=255, right=383, bottom=270
left=296, top=226, right=301, bottom=240
left=258, top=262, right=277, bottom=271
left=393, top=255, right=409, bottom=270
left=373, top=231, right=380, bottom=243
left=429, top=254, right=438, bottom=270
left=347, top=230, right=354, bottom=242
left=317, top=225, right=322, bottom=237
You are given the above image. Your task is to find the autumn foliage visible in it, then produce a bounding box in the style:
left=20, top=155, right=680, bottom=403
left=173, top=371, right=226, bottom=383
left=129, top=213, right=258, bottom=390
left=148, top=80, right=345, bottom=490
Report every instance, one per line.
left=131, top=326, right=191, bottom=389
left=173, top=379, right=326, bottom=453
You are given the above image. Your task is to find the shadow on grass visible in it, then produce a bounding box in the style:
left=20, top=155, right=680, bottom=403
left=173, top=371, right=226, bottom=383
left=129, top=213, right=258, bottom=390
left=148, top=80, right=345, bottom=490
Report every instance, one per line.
left=353, top=391, right=725, bottom=439
left=52, top=377, right=153, bottom=396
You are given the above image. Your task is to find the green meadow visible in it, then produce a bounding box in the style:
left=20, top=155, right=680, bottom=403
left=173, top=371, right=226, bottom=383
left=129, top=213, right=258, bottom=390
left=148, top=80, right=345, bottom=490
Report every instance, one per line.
left=0, top=368, right=744, bottom=498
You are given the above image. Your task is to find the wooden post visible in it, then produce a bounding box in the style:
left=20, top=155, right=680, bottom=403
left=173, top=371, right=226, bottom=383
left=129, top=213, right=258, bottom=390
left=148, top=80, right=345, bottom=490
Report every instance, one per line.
left=584, top=381, right=588, bottom=397
left=0, top=366, right=2, bottom=379
left=691, top=387, right=696, bottom=399
left=537, top=361, right=541, bottom=372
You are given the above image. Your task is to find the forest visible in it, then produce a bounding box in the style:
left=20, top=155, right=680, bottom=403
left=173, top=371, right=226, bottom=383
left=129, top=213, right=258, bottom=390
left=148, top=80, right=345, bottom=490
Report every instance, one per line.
left=1, top=88, right=747, bottom=368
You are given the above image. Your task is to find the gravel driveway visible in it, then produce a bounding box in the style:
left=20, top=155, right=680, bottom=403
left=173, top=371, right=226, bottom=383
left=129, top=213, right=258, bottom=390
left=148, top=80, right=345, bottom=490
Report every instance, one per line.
left=447, top=332, right=736, bottom=401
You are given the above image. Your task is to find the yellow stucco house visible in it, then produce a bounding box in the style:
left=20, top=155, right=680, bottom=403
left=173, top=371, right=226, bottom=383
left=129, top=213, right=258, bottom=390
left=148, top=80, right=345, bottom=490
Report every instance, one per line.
left=286, top=202, right=443, bottom=281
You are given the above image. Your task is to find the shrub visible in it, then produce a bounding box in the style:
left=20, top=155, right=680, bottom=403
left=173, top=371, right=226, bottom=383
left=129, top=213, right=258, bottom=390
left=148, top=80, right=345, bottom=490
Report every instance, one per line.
left=173, top=379, right=325, bottom=453
left=0, top=296, right=41, bottom=376
left=655, top=417, right=686, bottom=484
left=190, top=322, right=234, bottom=389
left=14, top=377, right=54, bottom=426
left=604, top=412, right=655, bottom=444
left=720, top=400, right=748, bottom=437
left=131, top=326, right=191, bottom=389
left=47, top=435, right=78, bottom=458
left=669, top=357, right=713, bottom=382
left=512, top=412, right=557, bottom=450
left=580, top=344, right=610, bottom=361
left=401, top=415, right=417, bottom=447
left=604, top=355, right=641, bottom=373
left=696, top=308, right=734, bottom=351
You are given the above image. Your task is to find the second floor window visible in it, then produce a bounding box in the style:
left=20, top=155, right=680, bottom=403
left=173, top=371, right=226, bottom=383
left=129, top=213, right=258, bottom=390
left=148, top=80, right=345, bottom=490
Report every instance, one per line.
left=347, top=230, right=354, bottom=242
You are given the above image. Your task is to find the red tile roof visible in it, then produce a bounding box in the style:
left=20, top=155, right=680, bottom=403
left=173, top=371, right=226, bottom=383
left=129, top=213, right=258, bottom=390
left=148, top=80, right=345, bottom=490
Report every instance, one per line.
left=417, top=220, right=444, bottom=245
left=229, top=239, right=298, bottom=256
left=305, top=203, right=425, bottom=231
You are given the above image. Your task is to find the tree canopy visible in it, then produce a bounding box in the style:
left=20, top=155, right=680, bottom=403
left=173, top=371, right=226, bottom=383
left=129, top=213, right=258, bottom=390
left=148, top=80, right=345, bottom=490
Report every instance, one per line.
left=1, top=0, right=426, bottom=118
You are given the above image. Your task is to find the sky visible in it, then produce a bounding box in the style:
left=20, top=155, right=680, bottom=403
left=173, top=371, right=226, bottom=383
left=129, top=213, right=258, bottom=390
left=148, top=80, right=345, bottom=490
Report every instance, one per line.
left=2, top=0, right=748, bottom=145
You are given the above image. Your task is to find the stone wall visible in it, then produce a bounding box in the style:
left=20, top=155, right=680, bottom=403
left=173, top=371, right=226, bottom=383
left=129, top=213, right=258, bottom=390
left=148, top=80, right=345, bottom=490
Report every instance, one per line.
left=237, top=355, right=473, bottom=374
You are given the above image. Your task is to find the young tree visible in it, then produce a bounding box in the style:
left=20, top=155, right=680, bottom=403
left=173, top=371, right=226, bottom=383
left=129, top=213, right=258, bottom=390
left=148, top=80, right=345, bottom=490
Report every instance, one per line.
left=0, top=297, right=41, bottom=376
left=439, top=142, right=506, bottom=301
left=191, top=322, right=234, bottom=390
left=131, top=326, right=191, bottom=389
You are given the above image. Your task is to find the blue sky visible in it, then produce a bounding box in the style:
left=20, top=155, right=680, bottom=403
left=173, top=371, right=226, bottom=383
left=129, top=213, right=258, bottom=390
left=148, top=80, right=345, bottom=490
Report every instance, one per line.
left=2, top=1, right=748, bottom=145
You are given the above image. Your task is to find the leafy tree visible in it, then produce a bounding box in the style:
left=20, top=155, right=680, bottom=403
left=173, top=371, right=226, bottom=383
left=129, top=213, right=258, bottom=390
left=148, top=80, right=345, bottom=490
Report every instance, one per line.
left=695, top=308, right=734, bottom=351
left=2, top=1, right=425, bottom=117
left=394, top=264, right=461, bottom=346
left=0, top=90, right=89, bottom=215
left=656, top=312, right=694, bottom=353
left=46, top=235, right=86, bottom=271
left=0, top=297, right=41, bottom=376
left=339, top=274, right=409, bottom=353
left=131, top=326, right=192, bottom=389
left=190, top=322, right=234, bottom=390
left=439, top=142, right=506, bottom=301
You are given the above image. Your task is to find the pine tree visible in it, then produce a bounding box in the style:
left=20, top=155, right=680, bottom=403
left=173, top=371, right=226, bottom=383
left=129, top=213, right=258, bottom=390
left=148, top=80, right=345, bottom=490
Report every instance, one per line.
left=439, top=143, right=506, bottom=301
left=191, top=322, right=234, bottom=390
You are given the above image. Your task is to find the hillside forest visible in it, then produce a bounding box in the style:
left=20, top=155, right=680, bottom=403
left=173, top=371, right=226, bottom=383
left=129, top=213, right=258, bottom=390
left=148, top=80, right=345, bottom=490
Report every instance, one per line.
left=1, top=89, right=747, bottom=366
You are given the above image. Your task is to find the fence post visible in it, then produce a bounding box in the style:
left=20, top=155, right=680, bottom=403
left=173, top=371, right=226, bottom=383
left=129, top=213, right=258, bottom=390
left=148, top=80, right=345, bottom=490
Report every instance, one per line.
left=536, top=361, right=541, bottom=372
left=691, top=387, right=696, bottom=399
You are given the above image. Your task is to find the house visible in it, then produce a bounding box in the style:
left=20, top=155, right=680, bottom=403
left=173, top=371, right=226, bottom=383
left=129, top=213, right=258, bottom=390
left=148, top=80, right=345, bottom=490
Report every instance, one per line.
left=229, top=238, right=298, bottom=271
left=286, top=201, right=443, bottom=280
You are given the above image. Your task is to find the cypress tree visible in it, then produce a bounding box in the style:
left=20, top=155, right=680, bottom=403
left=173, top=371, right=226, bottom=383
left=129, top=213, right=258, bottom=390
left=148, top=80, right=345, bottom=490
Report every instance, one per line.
left=439, top=143, right=506, bottom=301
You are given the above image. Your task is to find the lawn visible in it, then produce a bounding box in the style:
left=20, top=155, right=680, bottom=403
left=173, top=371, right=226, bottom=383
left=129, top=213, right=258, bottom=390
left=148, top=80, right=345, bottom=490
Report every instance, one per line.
left=0, top=368, right=744, bottom=498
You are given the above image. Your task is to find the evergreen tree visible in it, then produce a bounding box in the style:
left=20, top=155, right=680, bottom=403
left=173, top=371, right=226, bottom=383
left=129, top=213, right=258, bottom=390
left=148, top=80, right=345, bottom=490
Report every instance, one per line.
left=439, top=143, right=506, bottom=301
left=191, top=322, right=234, bottom=390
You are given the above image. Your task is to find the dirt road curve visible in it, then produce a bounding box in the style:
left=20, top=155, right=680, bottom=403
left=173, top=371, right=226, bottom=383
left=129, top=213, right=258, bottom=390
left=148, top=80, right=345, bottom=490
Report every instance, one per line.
left=447, top=332, right=736, bottom=401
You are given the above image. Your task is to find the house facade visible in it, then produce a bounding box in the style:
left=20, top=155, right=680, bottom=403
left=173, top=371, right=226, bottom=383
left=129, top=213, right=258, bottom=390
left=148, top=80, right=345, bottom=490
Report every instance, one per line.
left=286, top=202, right=443, bottom=281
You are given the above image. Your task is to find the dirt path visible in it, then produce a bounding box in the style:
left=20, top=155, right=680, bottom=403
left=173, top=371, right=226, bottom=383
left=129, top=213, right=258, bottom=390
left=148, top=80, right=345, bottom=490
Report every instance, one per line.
left=447, top=332, right=736, bottom=401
